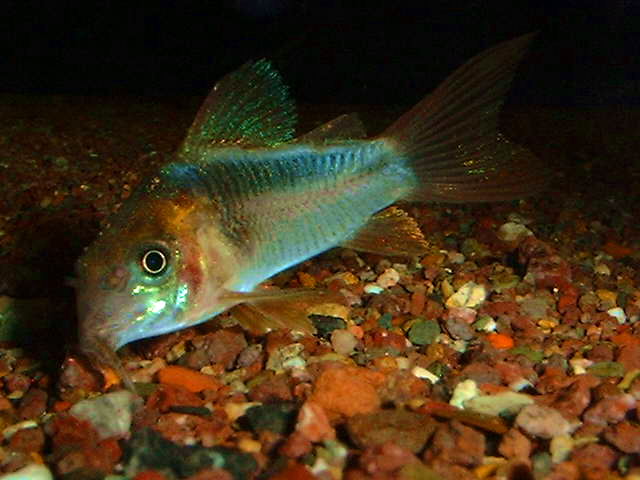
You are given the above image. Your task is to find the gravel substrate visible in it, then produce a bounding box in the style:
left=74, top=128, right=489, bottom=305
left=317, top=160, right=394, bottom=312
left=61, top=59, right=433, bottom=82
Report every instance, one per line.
left=0, top=95, right=639, bottom=479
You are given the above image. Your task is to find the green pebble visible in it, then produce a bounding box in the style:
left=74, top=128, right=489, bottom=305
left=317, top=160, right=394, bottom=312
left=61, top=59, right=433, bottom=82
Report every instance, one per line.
left=509, top=346, right=544, bottom=363
left=311, top=315, right=347, bottom=338
left=587, top=361, right=625, bottom=378
left=408, top=319, right=440, bottom=345
left=378, top=312, right=393, bottom=329
left=532, top=452, right=552, bottom=477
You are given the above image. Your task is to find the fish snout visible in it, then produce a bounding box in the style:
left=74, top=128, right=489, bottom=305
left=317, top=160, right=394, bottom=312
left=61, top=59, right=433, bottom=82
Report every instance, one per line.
left=101, top=266, right=131, bottom=292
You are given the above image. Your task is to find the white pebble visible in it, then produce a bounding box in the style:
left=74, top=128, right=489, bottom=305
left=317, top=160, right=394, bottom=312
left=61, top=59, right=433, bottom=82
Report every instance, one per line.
left=445, top=282, right=487, bottom=309
left=607, top=307, right=626, bottom=324
left=411, top=366, right=440, bottom=383
left=364, top=283, right=384, bottom=295
left=594, top=263, right=611, bottom=276
left=570, top=357, right=593, bottom=375
left=69, top=390, right=139, bottom=440
left=1, top=464, right=53, bottom=480
left=497, top=222, right=533, bottom=242
left=330, top=329, right=358, bottom=356
left=449, top=379, right=479, bottom=408
left=376, top=268, right=400, bottom=288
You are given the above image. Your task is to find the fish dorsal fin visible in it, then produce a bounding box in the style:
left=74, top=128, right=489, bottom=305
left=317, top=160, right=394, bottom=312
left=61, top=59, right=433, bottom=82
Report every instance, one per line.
left=343, top=206, right=429, bottom=256
left=179, top=59, right=297, bottom=155
left=295, top=113, right=367, bottom=144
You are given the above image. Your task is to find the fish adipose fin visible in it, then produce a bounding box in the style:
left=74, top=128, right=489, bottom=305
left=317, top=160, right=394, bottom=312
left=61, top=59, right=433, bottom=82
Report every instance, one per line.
left=179, top=59, right=297, bottom=154
left=224, top=288, right=345, bottom=335
left=343, top=206, right=429, bottom=256
left=296, top=113, right=367, bottom=144
left=384, top=33, right=549, bottom=203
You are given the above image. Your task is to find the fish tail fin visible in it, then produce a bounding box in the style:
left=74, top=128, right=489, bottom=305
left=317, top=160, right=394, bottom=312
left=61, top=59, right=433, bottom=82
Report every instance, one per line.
left=383, top=33, right=549, bottom=203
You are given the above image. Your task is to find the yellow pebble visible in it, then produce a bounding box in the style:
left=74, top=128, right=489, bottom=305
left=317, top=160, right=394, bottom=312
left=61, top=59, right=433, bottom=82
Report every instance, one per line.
left=238, top=437, right=262, bottom=453
left=538, top=318, right=558, bottom=329
left=596, top=289, right=617, bottom=307
left=297, top=271, right=317, bottom=288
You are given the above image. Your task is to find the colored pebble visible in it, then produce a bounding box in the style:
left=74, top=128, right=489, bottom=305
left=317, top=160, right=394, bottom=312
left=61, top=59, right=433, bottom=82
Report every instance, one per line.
left=311, top=315, right=347, bottom=339
left=346, top=409, right=437, bottom=453
left=364, top=283, right=384, bottom=294
left=497, top=222, right=533, bottom=242
left=465, top=391, right=534, bottom=417
left=157, top=365, right=223, bottom=393
left=242, top=402, right=297, bottom=434
left=407, top=318, right=440, bottom=345
left=449, top=379, right=480, bottom=408
left=586, top=361, right=625, bottom=378
left=487, top=333, right=515, bottom=349
left=515, top=404, right=571, bottom=439
left=310, top=366, right=385, bottom=418
left=0, top=463, right=53, bottom=480
left=445, top=282, right=487, bottom=308
left=296, top=401, right=335, bottom=442
left=607, top=307, right=626, bottom=324
left=330, top=329, right=358, bottom=355
left=602, top=240, right=634, bottom=259
left=376, top=268, right=400, bottom=288
left=69, top=390, right=138, bottom=440
left=550, top=435, right=574, bottom=463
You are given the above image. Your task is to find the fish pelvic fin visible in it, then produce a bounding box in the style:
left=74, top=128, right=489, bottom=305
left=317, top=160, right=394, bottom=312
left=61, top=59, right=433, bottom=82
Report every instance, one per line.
left=383, top=32, right=549, bottom=203
left=224, top=288, right=346, bottom=335
left=343, top=206, right=429, bottom=256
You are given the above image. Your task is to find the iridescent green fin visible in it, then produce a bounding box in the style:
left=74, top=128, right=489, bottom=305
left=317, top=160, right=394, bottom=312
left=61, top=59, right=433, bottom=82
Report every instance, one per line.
left=224, top=288, right=344, bottom=335
left=383, top=33, right=549, bottom=202
left=295, top=113, right=367, bottom=144
left=343, top=206, right=429, bottom=256
left=179, top=59, right=297, bottom=155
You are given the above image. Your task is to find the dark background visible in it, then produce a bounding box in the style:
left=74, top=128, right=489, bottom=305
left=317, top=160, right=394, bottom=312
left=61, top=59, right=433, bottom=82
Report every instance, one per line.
left=0, top=0, right=637, bottom=106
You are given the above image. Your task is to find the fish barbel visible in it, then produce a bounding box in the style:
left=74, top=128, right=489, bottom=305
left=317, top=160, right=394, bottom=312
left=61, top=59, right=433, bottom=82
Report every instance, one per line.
left=75, top=34, right=547, bottom=386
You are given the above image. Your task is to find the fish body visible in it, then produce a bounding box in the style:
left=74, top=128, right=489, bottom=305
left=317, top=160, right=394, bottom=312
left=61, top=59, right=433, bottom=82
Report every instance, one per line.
left=75, top=34, right=547, bottom=382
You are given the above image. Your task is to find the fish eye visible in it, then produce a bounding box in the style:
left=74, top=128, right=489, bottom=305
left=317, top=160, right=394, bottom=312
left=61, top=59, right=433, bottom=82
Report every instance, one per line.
left=141, top=249, right=168, bottom=276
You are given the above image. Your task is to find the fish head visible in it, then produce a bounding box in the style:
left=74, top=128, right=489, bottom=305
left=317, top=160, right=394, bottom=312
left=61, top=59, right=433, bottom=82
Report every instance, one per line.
left=75, top=183, right=231, bottom=373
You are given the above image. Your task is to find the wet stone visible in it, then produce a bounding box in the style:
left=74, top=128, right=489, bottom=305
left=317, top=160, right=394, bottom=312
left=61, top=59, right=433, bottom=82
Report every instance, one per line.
left=122, top=428, right=257, bottom=480
left=407, top=319, right=440, bottom=346
left=241, top=401, right=298, bottom=434
left=346, top=409, right=437, bottom=453
left=18, top=387, right=47, bottom=420
left=311, top=315, right=347, bottom=339
left=603, top=422, right=640, bottom=454
left=423, top=420, right=485, bottom=468
left=515, top=404, right=571, bottom=439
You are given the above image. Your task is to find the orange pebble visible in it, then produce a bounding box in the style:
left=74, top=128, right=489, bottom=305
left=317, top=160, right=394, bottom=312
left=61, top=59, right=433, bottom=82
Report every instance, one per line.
left=310, top=366, right=385, bottom=418
left=134, top=471, right=167, bottom=480
left=53, top=401, right=73, bottom=412
left=101, top=366, right=121, bottom=391
left=602, top=241, right=634, bottom=259
left=157, top=365, right=222, bottom=393
left=487, top=333, right=514, bottom=350
left=348, top=324, right=364, bottom=339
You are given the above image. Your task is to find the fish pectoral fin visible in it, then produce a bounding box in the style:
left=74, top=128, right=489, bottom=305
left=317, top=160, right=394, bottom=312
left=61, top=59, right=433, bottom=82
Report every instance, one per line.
left=295, top=113, right=367, bottom=144
left=178, top=59, right=297, bottom=154
left=343, top=206, right=430, bottom=256
left=224, top=288, right=345, bottom=335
